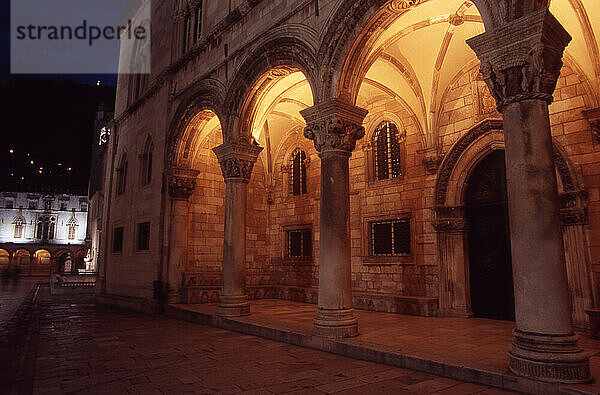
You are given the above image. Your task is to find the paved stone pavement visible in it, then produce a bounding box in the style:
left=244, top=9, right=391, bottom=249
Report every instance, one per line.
left=0, top=277, right=40, bottom=331
left=27, top=289, right=517, bottom=394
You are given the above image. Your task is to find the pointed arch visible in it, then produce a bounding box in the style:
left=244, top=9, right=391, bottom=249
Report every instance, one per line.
left=141, top=134, right=154, bottom=185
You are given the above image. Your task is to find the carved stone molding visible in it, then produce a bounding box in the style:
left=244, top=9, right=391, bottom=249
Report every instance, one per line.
left=434, top=119, right=577, bottom=206
left=560, top=190, right=588, bottom=226
left=467, top=9, right=571, bottom=112
left=433, top=206, right=467, bottom=233
left=419, top=147, right=443, bottom=174
left=300, top=99, right=368, bottom=155
left=582, top=108, right=600, bottom=143
left=167, top=168, right=200, bottom=200
left=435, top=119, right=503, bottom=206
left=212, top=140, right=263, bottom=183
left=389, top=0, right=423, bottom=12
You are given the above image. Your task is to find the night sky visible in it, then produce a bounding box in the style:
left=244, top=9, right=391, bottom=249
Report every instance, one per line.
left=1, top=0, right=118, bottom=195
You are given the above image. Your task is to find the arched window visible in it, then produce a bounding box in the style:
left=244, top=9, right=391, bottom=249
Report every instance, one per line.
left=373, top=121, right=404, bottom=180
left=36, top=216, right=56, bottom=240
left=13, top=215, right=25, bottom=238
left=182, top=6, right=191, bottom=53
left=67, top=215, right=78, bottom=240
left=290, top=149, right=307, bottom=196
left=141, top=137, right=153, bottom=185
left=116, top=154, right=128, bottom=195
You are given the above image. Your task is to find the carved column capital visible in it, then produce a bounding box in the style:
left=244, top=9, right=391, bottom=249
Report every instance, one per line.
left=419, top=147, right=443, bottom=174
left=583, top=108, right=600, bottom=143
left=213, top=140, right=263, bottom=183
left=467, top=9, right=571, bottom=112
left=167, top=168, right=199, bottom=200
left=300, top=99, right=368, bottom=155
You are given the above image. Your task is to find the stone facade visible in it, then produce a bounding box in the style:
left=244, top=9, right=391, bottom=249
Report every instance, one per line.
left=0, top=191, right=89, bottom=276
left=97, top=0, right=600, bottom=383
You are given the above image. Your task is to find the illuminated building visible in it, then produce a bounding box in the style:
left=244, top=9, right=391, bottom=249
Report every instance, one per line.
left=0, top=191, right=89, bottom=276
left=96, top=0, right=600, bottom=384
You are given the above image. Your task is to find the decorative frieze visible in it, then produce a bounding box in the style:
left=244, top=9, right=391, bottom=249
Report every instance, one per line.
left=212, top=139, right=263, bottom=183
left=467, top=9, right=571, bottom=112
left=388, top=0, right=423, bottom=12
left=300, top=99, right=368, bottom=154
left=167, top=168, right=200, bottom=200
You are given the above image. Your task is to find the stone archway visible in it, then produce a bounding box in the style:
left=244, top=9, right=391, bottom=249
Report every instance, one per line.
left=433, top=120, right=593, bottom=328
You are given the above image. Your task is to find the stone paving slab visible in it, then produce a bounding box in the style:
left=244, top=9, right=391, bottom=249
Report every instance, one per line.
left=25, top=289, right=518, bottom=394
left=166, top=299, right=600, bottom=395
left=0, top=277, right=41, bottom=331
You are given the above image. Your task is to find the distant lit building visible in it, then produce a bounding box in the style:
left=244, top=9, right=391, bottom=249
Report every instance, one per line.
left=0, top=191, right=89, bottom=276
left=86, top=101, right=114, bottom=276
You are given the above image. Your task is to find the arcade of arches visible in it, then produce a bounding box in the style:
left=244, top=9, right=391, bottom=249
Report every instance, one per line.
left=0, top=248, right=87, bottom=276
left=102, top=0, right=600, bottom=385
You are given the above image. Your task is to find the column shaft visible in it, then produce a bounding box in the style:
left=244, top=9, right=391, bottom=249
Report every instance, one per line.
left=166, top=168, right=199, bottom=304
left=314, top=150, right=357, bottom=337
left=167, top=199, right=189, bottom=303
left=213, top=140, right=263, bottom=317
left=218, top=180, right=250, bottom=316
left=503, top=100, right=572, bottom=333
left=467, top=9, right=590, bottom=383
left=301, top=99, right=368, bottom=338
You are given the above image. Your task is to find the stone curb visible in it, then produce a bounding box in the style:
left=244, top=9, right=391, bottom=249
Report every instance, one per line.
left=164, top=304, right=596, bottom=395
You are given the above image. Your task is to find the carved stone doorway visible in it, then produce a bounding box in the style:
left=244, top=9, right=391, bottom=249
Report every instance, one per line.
left=466, top=150, right=515, bottom=321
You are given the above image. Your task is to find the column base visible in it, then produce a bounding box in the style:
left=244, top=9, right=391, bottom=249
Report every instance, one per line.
left=314, top=308, right=358, bottom=338
left=509, top=329, right=591, bottom=383
left=217, top=294, right=250, bottom=317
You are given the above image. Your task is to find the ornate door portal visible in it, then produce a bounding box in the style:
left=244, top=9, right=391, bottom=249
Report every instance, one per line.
left=466, top=150, right=515, bottom=321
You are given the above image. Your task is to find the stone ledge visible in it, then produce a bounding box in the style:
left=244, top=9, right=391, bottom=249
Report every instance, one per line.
left=183, top=285, right=438, bottom=317
left=95, top=293, right=159, bottom=314
left=164, top=303, right=592, bottom=395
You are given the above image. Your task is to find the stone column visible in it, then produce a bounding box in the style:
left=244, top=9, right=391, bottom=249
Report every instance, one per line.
left=167, top=168, right=199, bottom=304
left=301, top=99, right=368, bottom=338
left=213, top=140, right=263, bottom=317
left=468, top=9, right=590, bottom=383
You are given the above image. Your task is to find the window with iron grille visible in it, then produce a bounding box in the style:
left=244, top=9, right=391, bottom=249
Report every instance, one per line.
left=137, top=222, right=150, bottom=251
left=113, top=227, right=124, bottom=253
left=373, top=121, right=404, bottom=180
left=290, top=149, right=307, bottom=196
left=370, top=219, right=411, bottom=256
left=287, top=229, right=312, bottom=258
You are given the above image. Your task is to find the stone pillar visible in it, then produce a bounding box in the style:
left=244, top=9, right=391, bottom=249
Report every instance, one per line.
left=468, top=9, right=590, bottom=383
left=167, top=168, right=199, bottom=304
left=213, top=140, right=263, bottom=317
left=433, top=206, right=473, bottom=318
left=301, top=99, right=368, bottom=338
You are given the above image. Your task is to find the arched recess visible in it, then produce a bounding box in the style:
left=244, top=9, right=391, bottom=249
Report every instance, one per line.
left=52, top=249, right=72, bottom=274
left=223, top=35, right=318, bottom=141
left=13, top=249, right=32, bottom=275
left=33, top=250, right=51, bottom=265
left=0, top=249, right=9, bottom=266
left=166, top=78, right=226, bottom=170
left=433, top=120, right=593, bottom=328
